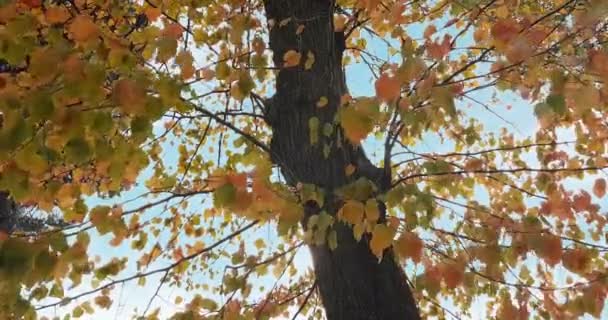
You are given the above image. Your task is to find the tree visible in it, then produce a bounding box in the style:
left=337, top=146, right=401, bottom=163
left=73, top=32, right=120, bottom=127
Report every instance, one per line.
left=1, top=0, right=608, bottom=319
left=0, top=192, right=66, bottom=234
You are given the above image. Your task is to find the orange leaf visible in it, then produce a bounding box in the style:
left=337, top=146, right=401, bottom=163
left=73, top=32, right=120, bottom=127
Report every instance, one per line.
left=562, top=248, right=590, bottom=274
left=593, top=178, right=606, bottom=198
left=537, top=235, right=562, bottom=266
left=572, top=191, right=591, bottom=212
left=589, top=50, right=608, bottom=78
left=394, top=231, right=423, bottom=263
left=46, top=6, right=70, bottom=24
left=145, top=7, right=162, bottom=22
left=441, top=262, right=464, bottom=288
left=69, top=15, right=99, bottom=43
left=283, top=50, right=301, bottom=67
left=163, top=23, right=184, bottom=39
left=334, top=15, right=347, bottom=31
left=113, top=79, right=146, bottom=114
left=345, top=164, right=356, bottom=176
left=464, top=158, right=483, bottom=171
left=423, top=25, right=437, bottom=39
left=375, top=74, right=401, bottom=102
left=427, top=35, right=452, bottom=60
left=227, top=173, right=248, bottom=191
left=491, top=18, right=520, bottom=44
left=21, top=0, right=42, bottom=8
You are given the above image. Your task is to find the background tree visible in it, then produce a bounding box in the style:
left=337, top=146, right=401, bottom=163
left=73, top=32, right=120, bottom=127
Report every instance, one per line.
left=0, top=191, right=66, bottom=234
left=1, top=0, right=608, bottom=319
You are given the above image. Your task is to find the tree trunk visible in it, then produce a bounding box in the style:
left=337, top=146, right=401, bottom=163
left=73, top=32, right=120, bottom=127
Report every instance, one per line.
left=263, top=1, right=420, bottom=319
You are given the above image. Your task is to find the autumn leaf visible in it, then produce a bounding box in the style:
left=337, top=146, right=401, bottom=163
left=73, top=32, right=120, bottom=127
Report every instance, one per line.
left=593, top=178, right=606, bottom=198
left=45, top=6, right=70, bottom=24
left=113, top=79, right=147, bottom=115
left=440, top=262, right=464, bottom=288
left=562, top=248, right=591, bottom=274
left=144, top=7, right=162, bottom=21
left=536, top=235, right=562, bottom=266
left=370, top=224, right=395, bottom=258
left=364, top=199, right=380, bottom=223
left=427, top=35, right=452, bottom=60
left=69, top=15, right=99, bottom=43
left=572, top=191, right=591, bottom=212
left=163, top=23, right=184, bottom=39
left=394, top=232, right=423, bottom=263
left=283, top=50, right=301, bottom=67
left=339, top=97, right=379, bottom=144
left=375, top=74, right=401, bottom=102
left=423, top=25, right=437, bottom=39
left=316, top=96, right=328, bottom=108
left=334, top=15, right=347, bottom=31
left=304, top=51, right=315, bottom=70
left=491, top=18, right=520, bottom=44
left=338, top=200, right=365, bottom=225
left=345, top=164, right=356, bottom=176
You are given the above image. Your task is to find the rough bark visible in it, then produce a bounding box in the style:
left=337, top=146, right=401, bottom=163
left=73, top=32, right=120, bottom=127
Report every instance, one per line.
left=263, top=1, right=420, bottom=319
left=0, top=192, right=16, bottom=233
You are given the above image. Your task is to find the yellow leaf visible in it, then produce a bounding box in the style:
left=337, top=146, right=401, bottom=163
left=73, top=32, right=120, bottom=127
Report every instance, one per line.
left=339, top=98, right=378, bottom=144
left=15, top=145, right=48, bottom=176
left=364, top=199, right=380, bottom=223
left=495, top=5, right=509, bottom=19
left=254, top=238, right=266, bottom=250
left=345, top=164, right=356, bottom=176
left=370, top=224, right=395, bottom=258
left=353, top=222, right=365, bottom=242
left=94, top=295, right=112, bottom=309
left=304, top=51, right=315, bottom=70
left=328, top=230, right=337, bottom=250
left=316, top=96, right=328, bottom=108
left=283, top=50, right=301, bottom=67
left=338, top=200, right=364, bottom=225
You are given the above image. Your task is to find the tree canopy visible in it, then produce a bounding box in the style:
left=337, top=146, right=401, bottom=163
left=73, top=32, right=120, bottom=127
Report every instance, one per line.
left=1, top=0, right=608, bottom=319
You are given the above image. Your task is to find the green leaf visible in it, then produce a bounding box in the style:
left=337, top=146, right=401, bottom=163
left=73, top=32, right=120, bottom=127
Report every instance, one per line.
left=213, top=183, right=236, bottom=208
left=546, top=94, right=566, bottom=115
left=328, top=229, right=338, bottom=250
left=309, top=117, right=320, bottom=145
left=65, top=138, right=91, bottom=164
